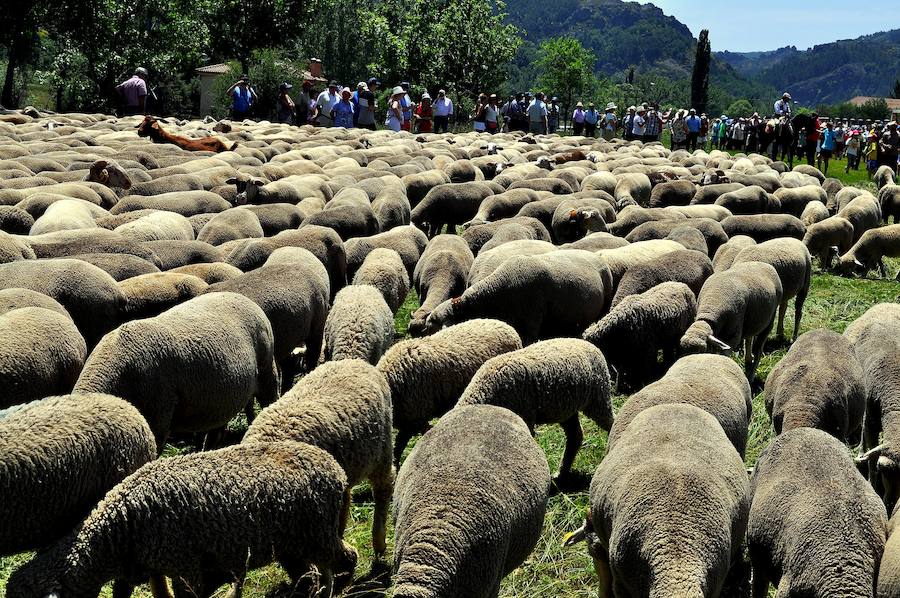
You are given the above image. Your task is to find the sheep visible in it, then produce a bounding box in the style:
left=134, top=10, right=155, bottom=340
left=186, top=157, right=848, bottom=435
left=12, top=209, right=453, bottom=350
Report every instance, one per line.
left=560, top=231, right=630, bottom=251
left=401, top=169, right=451, bottom=207
left=207, top=264, right=329, bottom=392
left=610, top=248, right=712, bottom=308
left=73, top=292, right=279, bottom=451
left=625, top=217, right=727, bottom=257
left=665, top=225, right=708, bottom=253
left=301, top=194, right=380, bottom=241
left=569, top=403, right=749, bottom=597
left=799, top=199, right=829, bottom=226
left=371, top=186, right=411, bottom=230
left=462, top=216, right=552, bottom=254
left=773, top=184, right=827, bottom=217
left=351, top=247, right=410, bottom=313
left=411, top=181, right=496, bottom=237
left=110, top=190, right=231, bottom=216
left=6, top=442, right=357, bottom=598
left=838, top=224, right=900, bottom=277
left=344, top=224, right=428, bottom=279
left=0, top=205, right=34, bottom=234
left=606, top=354, right=752, bottom=456
left=508, top=177, right=574, bottom=195
left=0, top=257, right=124, bottom=347
left=680, top=261, right=783, bottom=383
left=443, top=158, right=481, bottom=183
left=880, top=184, right=900, bottom=224
left=876, top=164, right=897, bottom=190
left=664, top=203, right=733, bottom=221
left=467, top=188, right=542, bottom=224
left=232, top=174, right=333, bottom=205
left=196, top=207, right=264, bottom=245
left=844, top=303, right=900, bottom=508
left=424, top=250, right=613, bottom=344
left=0, top=287, right=69, bottom=316
left=392, top=404, right=550, bottom=598
left=764, top=329, right=865, bottom=442
left=68, top=252, right=160, bottom=281
left=730, top=237, right=812, bottom=341
left=691, top=182, right=743, bottom=204
left=607, top=205, right=687, bottom=237
left=720, top=213, right=806, bottom=243
left=0, top=393, right=155, bottom=556
left=244, top=359, right=393, bottom=555
left=0, top=230, right=35, bottom=262
left=117, top=271, right=209, bottom=321
left=114, top=210, right=194, bottom=243
left=231, top=203, right=304, bottom=236
left=140, top=239, right=223, bottom=270
left=802, top=215, right=854, bottom=268
left=880, top=511, right=900, bottom=597
left=124, top=173, right=206, bottom=197
left=168, top=261, right=244, bottom=284
left=748, top=427, right=887, bottom=597
left=595, top=239, right=685, bottom=286
left=29, top=198, right=105, bottom=235
left=408, top=234, right=474, bottom=335
left=838, top=193, right=882, bottom=243
left=378, top=318, right=522, bottom=463
left=550, top=200, right=611, bottom=243
left=613, top=172, right=652, bottom=206
left=81, top=158, right=132, bottom=189
left=584, top=282, right=698, bottom=390
left=714, top=185, right=771, bottom=215
left=320, top=285, right=394, bottom=364
left=648, top=179, right=696, bottom=208
left=456, top=338, right=612, bottom=481
left=835, top=186, right=865, bottom=213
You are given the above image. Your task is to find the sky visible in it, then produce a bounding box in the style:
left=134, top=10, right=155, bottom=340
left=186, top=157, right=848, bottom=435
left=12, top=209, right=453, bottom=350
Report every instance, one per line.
left=634, top=0, right=900, bottom=52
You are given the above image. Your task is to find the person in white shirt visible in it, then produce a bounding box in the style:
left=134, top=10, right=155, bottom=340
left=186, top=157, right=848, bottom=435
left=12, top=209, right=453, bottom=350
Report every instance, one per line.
left=631, top=107, right=646, bottom=138
left=526, top=92, right=548, bottom=134
left=774, top=92, right=792, bottom=119
left=316, top=81, right=340, bottom=126
left=432, top=89, right=454, bottom=133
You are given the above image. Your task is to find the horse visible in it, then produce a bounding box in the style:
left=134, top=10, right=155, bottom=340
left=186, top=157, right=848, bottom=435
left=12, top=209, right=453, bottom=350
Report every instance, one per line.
left=769, top=113, right=812, bottom=168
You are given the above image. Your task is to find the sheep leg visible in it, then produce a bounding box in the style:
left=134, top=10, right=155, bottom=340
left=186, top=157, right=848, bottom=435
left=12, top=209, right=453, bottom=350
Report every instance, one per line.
left=751, top=318, right=775, bottom=383
left=393, top=427, right=416, bottom=466
left=556, top=415, right=583, bottom=481
left=279, top=356, right=297, bottom=395
left=776, top=300, right=787, bottom=340
left=591, top=545, right=613, bottom=598
left=864, top=404, right=883, bottom=488
left=371, top=469, right=393, bottom=557
left=750, top=568, right=768, bottom=598
left=149, top=576, right=174, bottom=598
left=744, top=336, right=754, bottom=380
left=338, top=487, right=352, bottom=537
left=879, top=258, right=888, bottom=278
left=793, top=292, right=807, bottom=342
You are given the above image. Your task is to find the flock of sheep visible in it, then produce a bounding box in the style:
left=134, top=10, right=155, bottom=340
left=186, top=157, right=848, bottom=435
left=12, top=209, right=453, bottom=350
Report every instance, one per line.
left=1, top=107, right=900, bottom=598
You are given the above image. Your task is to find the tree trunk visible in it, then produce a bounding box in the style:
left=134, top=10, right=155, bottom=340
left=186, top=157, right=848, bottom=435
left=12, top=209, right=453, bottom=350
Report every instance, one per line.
left=1, top=46, right=19, bottom=108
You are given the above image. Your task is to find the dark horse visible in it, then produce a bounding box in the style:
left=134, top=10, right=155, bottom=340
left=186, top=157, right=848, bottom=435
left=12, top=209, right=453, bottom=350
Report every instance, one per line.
left=768, top=113, right=813, bottom=168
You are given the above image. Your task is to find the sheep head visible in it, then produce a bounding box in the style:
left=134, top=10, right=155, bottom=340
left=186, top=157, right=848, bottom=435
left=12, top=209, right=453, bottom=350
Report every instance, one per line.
left=422, top=299, right=456, bottom=335
left=234, top=177, right=267, bottom=206
left=87, top=159, right=132, bottom=190
left=837, top=254, right=866, bottom=276
left=680, top=320, right=730, bottom=355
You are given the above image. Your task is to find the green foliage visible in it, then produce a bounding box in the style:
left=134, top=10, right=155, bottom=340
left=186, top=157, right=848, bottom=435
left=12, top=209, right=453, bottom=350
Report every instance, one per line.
left=535, top=36, right=596, bottom=114
left=690, top=29, right=711, bottom=114
left=815, top=98, right=890, bottom=121
left=726, top=99, right=753, bottom=117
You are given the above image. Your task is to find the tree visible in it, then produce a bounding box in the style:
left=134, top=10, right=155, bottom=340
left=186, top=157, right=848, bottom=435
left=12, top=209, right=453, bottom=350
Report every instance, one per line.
left=690, top=29, right=711, bottom=114
left=536, top=36, right=596, bottom=129
left=892, top=79, right=900, bottom=100
left=0, top=2, right=49, bottom=106
left=726, top=99, right=753, bottom=117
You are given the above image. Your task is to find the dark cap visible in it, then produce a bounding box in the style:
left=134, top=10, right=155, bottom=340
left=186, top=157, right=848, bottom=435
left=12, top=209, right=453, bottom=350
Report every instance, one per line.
left=400, top=81, right=410, bottom=89
left=329, top=80, right=338, bottom=87
left=279, top=82, right=293, bottom=91
left=367, top=77, right=379, bottom=86
left=239, top=74, right=249, bottom=81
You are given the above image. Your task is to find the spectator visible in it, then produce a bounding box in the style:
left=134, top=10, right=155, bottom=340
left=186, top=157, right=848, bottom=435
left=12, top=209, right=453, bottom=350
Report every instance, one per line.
left=520, top=93, right=532, bottom=132
left=866, top=133, right=879, bottom=179
left=472, top=93, right=488, bottom=133
left=548, top=97, right=560, bottom=134
left=433, top=89, right=453, bottom=133
left=413, top=93, right=433, bottom=134
left=745, top=113, right=761, bottom=152
left=486, top=94, right=501, bottom=134
left=644, top=105, right=660, bottom=143
left=710, top=116, right=720, bottom=149
left=731, top=118, right=746, bottom=150
left=316, top=81, right=340, bottom=126
left=584, top=102, right=599, bottom=137
left=572, top=101, right=586, bottom=136
left=357, top=78, right=378, bottom=131
left=296, top=81, right=314, bottom=125
left=226, top=74, right=258, bottom=121
left=818, top=120, right=836, bottom=175
left=804, top=112, right=821, bottom=166
left=833, top=121, right=845, bottom=158
left=622, top=106, right=636, bottom=140
left=400, top=82, right=413, bottom=131
left=631, top=105, right=646, bottom=140
left=845, top=130, right=861, bottom=173
left=527, top=92, right=549, bottom=135
left=685, top=108, right=701, bottom=151
left=699, top=112, right=710, bottom=149
left=671, top=110, right=687, bottom=150
left=386, top=86, right=405, bottom=132
left=351, top=82, right=365, bottom=126
left=331, top=87, right=355, bottom=129
left=880, top=121, right=900, bottom=176
left=602, top=102, right=618, bottom=141
left=276, top=83, right=295, bottom=124
left=116, top=67, right=149, bottom=116
left=717, top=115, right=728, bottom=150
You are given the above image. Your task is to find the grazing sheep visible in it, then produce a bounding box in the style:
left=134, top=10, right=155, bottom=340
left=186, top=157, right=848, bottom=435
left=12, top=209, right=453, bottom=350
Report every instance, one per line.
left=462, top=216, right=552, bottom=254
left=773, top=184, right=827, bottom=217
left=0, top=393, right=156, bottom=556
left=321, top=285, right=394, bottom=364
left=570, top=403, right=749, bottom=597
left=467, top=188, right=542, bottom=224
left=876, top=164, right=897, bottom=190
left=550, top=200, right=610, bottom=243
left=680, top=261, right=783, bottom=382
left=665, top=203, right=733, bottom=221
left=607, top=354, right=752, bottom=456
left=378, top=319, right=522, bottom=463
left=838, top=193, right=882, bottom=243
left=411, top=181, right=496, bottom=237
left=626, top=217, right=727, bottom=257
left=835, top=186, right=866, bottom=213
left=371, top=186, right=411, bottom=230
left=509, top=177, right=574, bottom=195
left=595, top=239, right=685, bottom=285
left=344, top=224, right=428, bottom=279
left=244, top=359, right=393, bottom=555
left=613, top=172, right=652, bottom=206
left=110, top=190, right=231, bottom=216
left=802, top=215, right=854, bottom=268
left=401, top=169, right=451, bottom=207
left=561, top=231, right=630, bottom=251
left=123, top=173, right=205, bottom=197
left=799, top=199, right=829, bottom=226
left=197, top=207, right=264, bottom=245
left=168, top=261, right=243, bottom=284
left=0, top=287, right=69, bottom=316
left=6, top=442, right=357, bottom=598
left=0, top=230, right=36, bottom=262
left=301, top=194, right=380, bottom=241
left=665, top=225, right=708, bottom=253
left=610, top=248, right=712, bottom=308
left=585, top=282, right=698, bottom=389
left=838, top=224, right=900, bottom=277
left=730, top=237, right=812, bottom=341
left=29, top=198, right=105, bottom=236
left=457, top=338, right=613, bottom=480
left=351, top=247, right=410, bottom=313
left=0, top=258, right=124, bottom=347
left=607, top=205, right=687, bottom=237
left=207, top=264, right=329, bottom=392
left=140, top=239, right=223, bottom=270
left=118, top=272, right=208, bottom=321
left=748, top=428, right=887, bottom=597
left=68, top=252, right=160, bottom=281
left=115, top=210, right=194, bottom=243
left=73, top=292, right=279, bottom=451
left=0, top=205, right=34, bottom=234
left=23, top=228, right=161, bottom=265
left=691, top=182, right=743, bottom=205
left=424, top=250, right=613, bottom=343
left=714, top=185, right=771, bottom=215
left=408, top=234, right=474, bottom=335
left=880, top=184, right=900, bottom=224
left=764, top=329, right=865, bottom=442
left=721, top=213, right=806, bottom=243
left=393, top=404, right=550, bottom=598
left=648, top=179, right=696, bottom=208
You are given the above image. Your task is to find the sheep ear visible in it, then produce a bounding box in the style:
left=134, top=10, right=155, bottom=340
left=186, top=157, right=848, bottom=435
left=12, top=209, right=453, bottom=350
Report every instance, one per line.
left=249, top=177, right=266, bottom=186
left=854, top=258, right=865, bottom=268
left=44, top=593, right=59, bottom=598
left=707, top=334, right=731, bottom=351
left=856, top=444, right=884, bottom=463
left=92, top=159, right=108, bottom=170
left=225, top=177, right=238, bottom=185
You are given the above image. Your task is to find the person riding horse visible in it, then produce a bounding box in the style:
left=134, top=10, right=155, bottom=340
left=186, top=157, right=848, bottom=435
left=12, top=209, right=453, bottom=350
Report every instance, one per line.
left=774, top=92, right=793, bottom=122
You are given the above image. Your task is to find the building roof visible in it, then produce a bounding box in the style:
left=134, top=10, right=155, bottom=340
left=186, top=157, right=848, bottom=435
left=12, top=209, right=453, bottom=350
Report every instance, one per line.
left=195, top=63, right=230, bottom=75
left=848, top=96, right=900, bottom=110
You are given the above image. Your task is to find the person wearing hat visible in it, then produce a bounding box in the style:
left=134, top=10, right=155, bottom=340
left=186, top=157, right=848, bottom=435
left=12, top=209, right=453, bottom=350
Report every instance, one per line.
left=276, top=82, right=295, bottom=124
left=400, top=82, right=413, bottom=131
left=865, top=131, right=880, bottom=178
left=413, top=92, right=433, bottom=134
left=572, top=101, right=586, bottom=136
left=643, top=104, right=660, bottom=143
left=385, top=86, right=405, bottom=132
left=472, top=93, right=488, bottom=133
left=548, top=97, right=560, bottom=134
left=775, top=92, right=792, bottom=119
left=745, top=112, right=761, bottom=152
left=685, top=108, right=702, bottom=152
left=527, top=92, right=549, bottom=135
left=622, top=106, right=636, bottom=141
left=296, top=80, right=315, bottom=125
left=879, top=121, right=900, bottom=176
left=315, top=81, right=340, bottom=126
left=485, top=94, right=501, bottom=133
left=355, top=78, right=378, bottom=131
left=116, top=67, right=150, bottom=116
left=351, top=82, right=365, bottom=125
left=500, top=94, right=520, bottom=133
left=845, top=129, right=861, bottom=173
left=331, top=87, right=355, bottom=129
left=432, top=89, right=453, bottom=133
left=670, top=110, right=687, bottom=150
left=225, top=74, right=258, bottom=122
left=602, top=102, right=618, bottom=141
left=584, top=102, right=599, bottom=138
left=631, top=105, right=647, bottom=140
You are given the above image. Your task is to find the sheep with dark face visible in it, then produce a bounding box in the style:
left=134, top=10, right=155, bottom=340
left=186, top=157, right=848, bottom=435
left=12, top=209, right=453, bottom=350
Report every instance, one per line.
left=748, top=427, right=886, bottom=598
left=393, top=405, right=550, bottom=598
left=764, top=329, right=865, bottom=443
left=569, top=403, right=749, bottom=597
left=457, top=338, right=613, bottom=481
left=680, top=261, right=783, bottom=383
left=0, top=393, right=156, bottom=557
left=408, top=234, right=474, bottom=336
left=550, top=199, right=610, bottom=243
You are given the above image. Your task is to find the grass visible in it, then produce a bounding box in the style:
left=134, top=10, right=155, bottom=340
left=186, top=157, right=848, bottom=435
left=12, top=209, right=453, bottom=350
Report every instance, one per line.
left=2, top=214, right=899, bottom=598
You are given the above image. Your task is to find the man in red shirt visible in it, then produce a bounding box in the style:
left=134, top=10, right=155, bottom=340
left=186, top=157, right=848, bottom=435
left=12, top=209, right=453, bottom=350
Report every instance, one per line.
left=804, top=112, right=820, bottom=166
left=413, top=93, right=433, bottom=134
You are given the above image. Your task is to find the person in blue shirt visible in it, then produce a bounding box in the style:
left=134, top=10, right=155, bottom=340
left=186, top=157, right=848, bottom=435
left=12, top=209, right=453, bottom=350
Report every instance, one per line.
left=685, top=108, right=702, bottom=152
left=226, top=74, right=258, bottom=121
left=331, top=87, right=355, bottom=129
left=818, top=120, right=837, bottom=175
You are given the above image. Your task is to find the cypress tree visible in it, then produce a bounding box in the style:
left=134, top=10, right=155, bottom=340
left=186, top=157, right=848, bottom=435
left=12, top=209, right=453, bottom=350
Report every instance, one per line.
left=691, top=29, right=711, bottom=114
